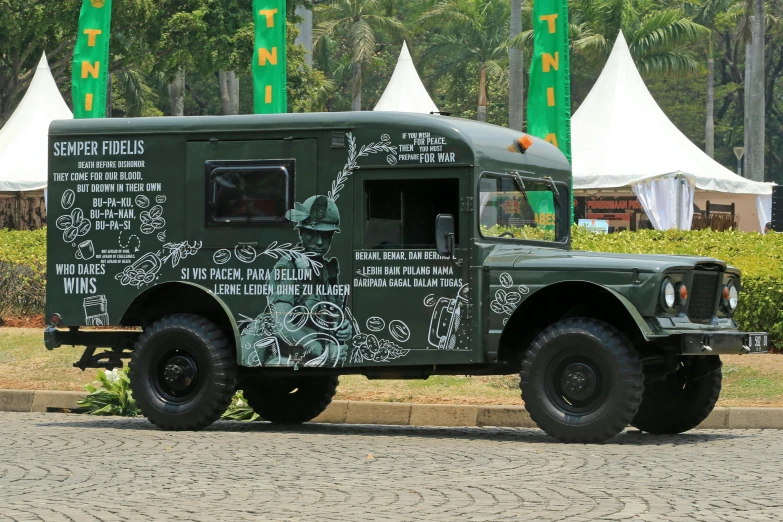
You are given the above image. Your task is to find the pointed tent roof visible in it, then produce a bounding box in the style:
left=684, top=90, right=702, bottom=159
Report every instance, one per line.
left=0, top=53, right=73, bottom=192
left=374, top=41, right=439, bottom=114
left=572, top=32, right=771, bottom=195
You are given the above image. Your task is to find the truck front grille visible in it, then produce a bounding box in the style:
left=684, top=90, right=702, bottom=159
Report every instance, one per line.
left=688, top=271, right=720, bottom=322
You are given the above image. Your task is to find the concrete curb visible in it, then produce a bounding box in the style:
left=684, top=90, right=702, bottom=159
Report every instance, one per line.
left=1, top=390, right=782, bottom=429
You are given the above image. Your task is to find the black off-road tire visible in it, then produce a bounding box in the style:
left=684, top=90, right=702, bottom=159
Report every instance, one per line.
left=129, top=314, right=237, bottom=431
left=241, top=375, right=339, bottom=424
left=631, top=357, right=722, bottom=434
left=520, top=318, right=644, bottom=443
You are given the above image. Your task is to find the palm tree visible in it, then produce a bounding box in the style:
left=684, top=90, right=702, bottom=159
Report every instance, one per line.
left=570, top=0, right=710, bottom=75
left=420, top=0, right=510, bottom=122
left=314, top=0, right=405, bottom=111
left=509, top=0, right=525, bottom=130
left=689, top=0, right=740, bottom=159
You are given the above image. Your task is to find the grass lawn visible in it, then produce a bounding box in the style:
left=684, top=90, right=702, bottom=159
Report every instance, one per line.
left=2, top=327, right=781, bottom=407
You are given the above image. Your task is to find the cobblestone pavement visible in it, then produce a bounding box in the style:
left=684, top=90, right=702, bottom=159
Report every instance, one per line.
left=0, top=413, right=781, bottom=521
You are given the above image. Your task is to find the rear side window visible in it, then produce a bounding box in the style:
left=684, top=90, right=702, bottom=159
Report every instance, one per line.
left=206, top=159, right=294, bottom=224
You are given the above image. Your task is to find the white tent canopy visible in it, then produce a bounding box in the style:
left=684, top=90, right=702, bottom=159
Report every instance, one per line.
left=572, top=32, right=773, bottom=231
left=0, top=53, right=73, bottom=193
left=374, top=41, right=439, bottom=114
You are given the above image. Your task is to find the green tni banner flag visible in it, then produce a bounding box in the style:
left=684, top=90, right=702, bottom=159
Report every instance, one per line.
left=72, top=0, right=112, bottom=118
left=527, top=0, right=571, bottom=162
left=253, top=0, right=287, bottom=114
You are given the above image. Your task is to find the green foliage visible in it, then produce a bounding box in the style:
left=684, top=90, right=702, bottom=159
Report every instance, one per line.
left=0, top=228, right=46, bottom=318
left=572, top=226, right=783, bottom=347
left=78, top=367, right=140, bottom=417
left=221, top=390, right=260, bottom=421
left=481, top=224, right=556, bottom=241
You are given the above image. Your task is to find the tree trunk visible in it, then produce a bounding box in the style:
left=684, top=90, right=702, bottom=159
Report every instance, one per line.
left=228, top=71, right=239, bottom=115
left=219, top=71, right=230, bottom=115
left=705, top=56, right=714, bottom=158
left=748, top=0, right=765, bottom=181
left=106, top=72, right=112, bottom=118
left=352, top=60, right=362, bottom=111
left=295, top=5, right=313, bottom=67
left=743, top=37, right=752, bottom=177
left=509, top=0, right=524, bottom=130
left=168, top=68, right=185, bottom=116
left=477, top=63, right=487, bottom=122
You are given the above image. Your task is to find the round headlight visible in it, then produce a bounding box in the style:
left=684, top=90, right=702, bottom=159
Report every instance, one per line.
left=660, top=279, right=676, bottom=309
left=728, top=284, right=738, bottom=310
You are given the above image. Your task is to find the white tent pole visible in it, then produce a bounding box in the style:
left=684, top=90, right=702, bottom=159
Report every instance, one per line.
left=675, top=174, right=682, bottom=230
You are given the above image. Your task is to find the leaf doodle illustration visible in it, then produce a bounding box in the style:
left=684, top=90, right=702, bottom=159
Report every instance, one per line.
left=255, top=241, right=324, bottom=275
left=328, top=133, right=397, bottom=201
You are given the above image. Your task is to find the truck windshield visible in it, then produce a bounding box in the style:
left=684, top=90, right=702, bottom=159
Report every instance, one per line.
left=479, top=174, right=561, bottom=242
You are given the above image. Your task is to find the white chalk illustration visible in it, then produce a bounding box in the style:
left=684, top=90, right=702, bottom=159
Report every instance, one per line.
left=134, top=195, right=150, bottom=208
left=350, top=333, right=409, bottom=363
left=155, top=195, right=167, bottom=204
left=366, top=316, right=385, bottom=332
left=157, top=231, right=166, bottom=242
left=83, top=295, right=109, bottom=326
left=310, top=301, right=344, bottom=332
left=213, top=249, right=232, bottom=264
left=426, top=284, right=470, bottom=350
left=234, top=244, right=256, bottom=263
left=118, top=231, right=140, bottom=252
left=115, top=241, right=201, bottom=288
left=231, top=241, right=323, bottom=274
left=491, top=288, right=522, bottom=316
left=61, top=189, right=75, bottom=209
left=499, top=272, right=514, bottom=288
left=327, top=132, right=397, bottom=201
left=139, top=205, right=165, bottom=234
left=389, top=319, right=410, bottom=343
left=75, top=240, right=95, bottom=261
left=55, top=207, right=91, bottom=244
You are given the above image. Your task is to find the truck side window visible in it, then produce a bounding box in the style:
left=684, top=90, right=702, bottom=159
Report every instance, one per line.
left=206, top=160, right=294, bottom=223
left=364, top=178, right=459, bottom=249
left=479, top=174, right=558, bottom=241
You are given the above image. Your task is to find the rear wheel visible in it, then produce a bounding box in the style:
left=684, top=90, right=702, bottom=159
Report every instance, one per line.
left=520, top=318, right=644, bottom=443
left=241, top=375, right=338, bottom=424
left=130, top=314, right=236, bottom=430
left=631, top=357, right=722, bottom=434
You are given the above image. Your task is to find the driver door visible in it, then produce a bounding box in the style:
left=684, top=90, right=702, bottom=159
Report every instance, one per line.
left=349, top=169, right=475, bottom=367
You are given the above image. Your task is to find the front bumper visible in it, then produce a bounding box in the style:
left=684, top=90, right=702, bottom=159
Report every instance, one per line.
left=681, top=331, right=768, bottom=355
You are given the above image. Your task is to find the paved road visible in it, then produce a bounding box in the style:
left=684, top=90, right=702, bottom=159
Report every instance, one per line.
left=0, top=413, right=780, bottom=521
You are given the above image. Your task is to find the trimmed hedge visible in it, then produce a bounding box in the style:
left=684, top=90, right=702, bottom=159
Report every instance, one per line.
left=0, top=229, right=46, bottom=318
left=572, top=226, right=783, bottom=348
left=1, top=227, right=780, bottom=347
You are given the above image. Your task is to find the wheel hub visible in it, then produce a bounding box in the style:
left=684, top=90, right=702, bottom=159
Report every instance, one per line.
left=560, top=362, right=597, bottom=401
left=163, top=355, right=197, bottom=391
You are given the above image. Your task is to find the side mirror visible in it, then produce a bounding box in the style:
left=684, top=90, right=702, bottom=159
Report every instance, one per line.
left=435, top=214, right=455, bottom=257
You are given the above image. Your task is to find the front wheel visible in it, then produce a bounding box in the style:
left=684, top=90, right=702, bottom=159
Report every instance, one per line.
left=631, top=357, right=722, bottom=434
left=129, top=314, right=237, bottom=430
left=241, top=375, right=338, bottom=424
left=520, top=318, right=644, bottom=443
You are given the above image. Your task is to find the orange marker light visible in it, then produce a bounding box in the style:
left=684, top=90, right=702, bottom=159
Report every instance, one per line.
left=516, top=135, right=534, bottom=153
left=679, top=284, right=688, bottom=302
left=722, top=287, right=730, bottom=300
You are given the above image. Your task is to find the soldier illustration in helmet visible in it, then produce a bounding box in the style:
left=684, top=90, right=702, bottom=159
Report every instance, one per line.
left=247, top=195, right=353, bottom=367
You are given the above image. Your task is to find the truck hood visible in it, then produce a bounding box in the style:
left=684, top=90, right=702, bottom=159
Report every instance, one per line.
left=483, top=245, right=726, bottom=273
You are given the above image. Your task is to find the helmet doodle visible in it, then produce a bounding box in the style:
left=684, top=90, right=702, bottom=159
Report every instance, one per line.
left=285, top=195, right=340, bottom=232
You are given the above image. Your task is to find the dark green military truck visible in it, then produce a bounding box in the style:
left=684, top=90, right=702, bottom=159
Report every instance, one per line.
left=45, top=112, right=767, bottom=442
